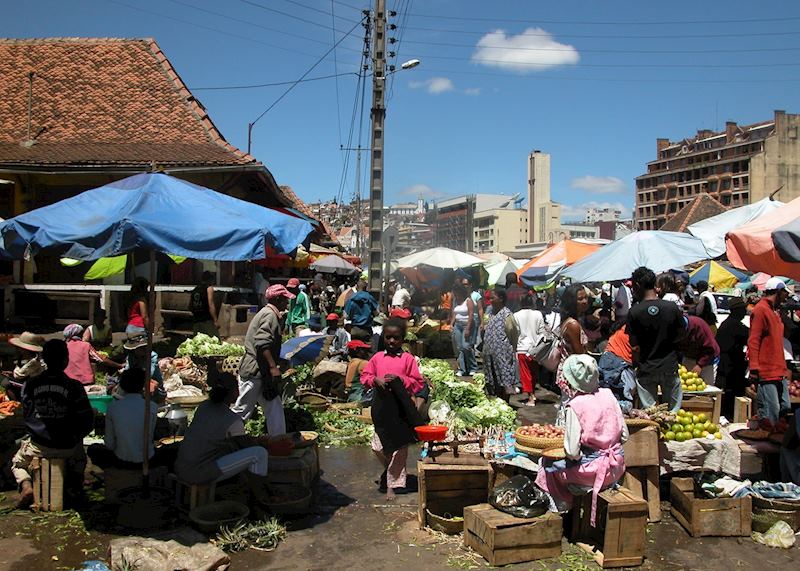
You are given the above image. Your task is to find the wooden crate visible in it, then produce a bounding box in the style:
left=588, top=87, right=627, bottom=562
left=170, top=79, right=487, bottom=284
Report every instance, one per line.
left=464, top=504, right=562, bottom=566
left=267, top=446, right=319, bottom=488
left=418, top=461, right=492, bottom=531
left=622, top=466, right=661, bottom=522
left=570, top=488, right=647, bottom=568
left=623, top=425, right=659, bottom=467
left=670, top=477, right=752, bottom=537
left=32, top=457, right=65, bottom=512
left=733, top=396, right=752, bottom=424
left=681, top=392, right=721, bottom=424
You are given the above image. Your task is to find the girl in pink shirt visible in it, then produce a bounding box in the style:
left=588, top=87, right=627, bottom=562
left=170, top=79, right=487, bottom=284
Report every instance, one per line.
left=361, top=318, right=424, bottom=500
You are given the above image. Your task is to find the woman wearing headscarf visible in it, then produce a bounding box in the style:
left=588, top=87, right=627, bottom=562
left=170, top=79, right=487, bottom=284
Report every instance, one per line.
left=535, top=354, right=628, bottom=526
left=482, top=287, right=519, bottom=400
left=555, top=284, right=589, bottom=410
left=63, top=324, right=123, bottom=385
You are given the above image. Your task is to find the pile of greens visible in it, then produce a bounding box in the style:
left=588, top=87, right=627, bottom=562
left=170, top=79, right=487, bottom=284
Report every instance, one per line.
left=311, top=409, right=374, bottom=447
left=420, top=358, right=517, bottom=431
left=213, top=518, right=286, bottom=552
left=176, top=333, right=245, bottom=358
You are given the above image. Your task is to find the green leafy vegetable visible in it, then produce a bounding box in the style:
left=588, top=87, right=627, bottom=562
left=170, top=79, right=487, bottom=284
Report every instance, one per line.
left=176, top=333, right=245, bottom=357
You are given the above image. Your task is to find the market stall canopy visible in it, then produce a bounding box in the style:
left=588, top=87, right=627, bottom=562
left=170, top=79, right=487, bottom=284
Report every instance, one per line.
left=726, top=195, right=800, bottom=280
left=517, top=239, right=602, bottom=286
left=396, top=247, right=484, bottom=270
left=310, top=254, right=360, bottom=275
left=689, top=261, right=749, bottom=290
left=0, top=173, right=314, bottom=261
left=688, top=197, right=785, bottom=257
left=484, top=259, right=520, bottom=287
left=562, top=231, right=711, bottom=283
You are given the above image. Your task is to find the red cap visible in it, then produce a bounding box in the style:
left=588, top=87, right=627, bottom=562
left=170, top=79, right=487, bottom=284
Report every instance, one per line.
left=390, top=307, right=412, bottom=319
left=326, top=313, right=340, bottom=322
left=287, top=277, right=300, bottom=288
left=347, top=340, right=371, bottom=350
left=265, top=284, right=296, bottom=300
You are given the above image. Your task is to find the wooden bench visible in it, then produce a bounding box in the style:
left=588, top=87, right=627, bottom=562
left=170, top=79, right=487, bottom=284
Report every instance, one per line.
left=170, top=475, right=216, bottom=512
left=32, top=457, right=65, bottom=512
left=570, top=488, right=648, bottom=568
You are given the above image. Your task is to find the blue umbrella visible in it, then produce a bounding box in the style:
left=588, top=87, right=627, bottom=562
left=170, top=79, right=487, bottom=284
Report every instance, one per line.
left=562, top=231, right=710, bottom=283
left=280, top=334, right=333, bottom=367
left=0, top=172, right=313, bottom=260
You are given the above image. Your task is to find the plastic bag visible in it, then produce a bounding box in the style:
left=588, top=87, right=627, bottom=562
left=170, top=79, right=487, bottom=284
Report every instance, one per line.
left=751, top=520, right=796, bottom=549
left=489, top=475, right=549, bottom=518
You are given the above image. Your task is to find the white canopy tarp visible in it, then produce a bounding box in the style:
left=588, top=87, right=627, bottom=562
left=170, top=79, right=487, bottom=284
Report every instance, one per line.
left=396, top=247, right=485, bottom=269
left=688, top=197, right=784, bottom=258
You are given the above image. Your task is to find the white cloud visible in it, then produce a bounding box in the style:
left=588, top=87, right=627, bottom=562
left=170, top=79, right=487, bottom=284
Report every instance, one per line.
left=570, top=176, right=627, bottom=195
left=464, top=87, right=481, bottom=96
left=409, top=77, right=454, bottom=94
left=400, top=183, right=448, bottom=200
left=472, top=28, right=580, bottom=73
left=560, top=201, right=632, bottom=222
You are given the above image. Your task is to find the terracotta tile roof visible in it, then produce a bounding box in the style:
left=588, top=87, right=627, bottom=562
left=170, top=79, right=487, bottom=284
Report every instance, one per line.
left=0, top=38, right=257, bottom=168
left=661, top=193, right=728, bottom=232
left=278, top=185, right=315, bottom=219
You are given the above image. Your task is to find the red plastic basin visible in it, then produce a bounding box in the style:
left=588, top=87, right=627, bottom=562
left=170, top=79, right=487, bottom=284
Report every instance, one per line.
left=415, top=425, right=448, bottom=442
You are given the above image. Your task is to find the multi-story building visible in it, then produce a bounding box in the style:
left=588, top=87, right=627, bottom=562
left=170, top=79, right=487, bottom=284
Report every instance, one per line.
left=635, top=110, right=800, bottom=230
left=396, top=223, right=434, bottom=256
left=527, top=151, right=562, bottom=243
left=473, top=209, right=529, bottom=254
left=435, top=194, right=523, bottom=251
left=585, top=207, right=622, bottom=224
left=389, top=197, right=426, bottom=217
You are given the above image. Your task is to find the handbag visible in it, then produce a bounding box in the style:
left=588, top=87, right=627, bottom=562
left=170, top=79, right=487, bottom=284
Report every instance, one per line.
left=531, top=317, right=562, bottom=372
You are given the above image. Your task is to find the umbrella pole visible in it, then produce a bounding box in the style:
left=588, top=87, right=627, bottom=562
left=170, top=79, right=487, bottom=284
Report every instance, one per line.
left=141, top=250, right=156, bottom=492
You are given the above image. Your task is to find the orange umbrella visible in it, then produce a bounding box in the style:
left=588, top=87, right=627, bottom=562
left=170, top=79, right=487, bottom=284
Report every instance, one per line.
left=726, top=196, right=800, bottom=281
left=517, top=239, right=602, bottom=286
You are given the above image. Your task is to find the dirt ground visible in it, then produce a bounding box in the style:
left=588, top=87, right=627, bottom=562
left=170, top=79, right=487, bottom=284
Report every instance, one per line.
left=0, top=386, right=798, bottom=570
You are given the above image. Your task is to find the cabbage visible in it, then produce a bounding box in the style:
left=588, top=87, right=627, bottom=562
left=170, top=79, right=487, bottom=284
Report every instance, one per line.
left=176, top=333, right=245, bottom=357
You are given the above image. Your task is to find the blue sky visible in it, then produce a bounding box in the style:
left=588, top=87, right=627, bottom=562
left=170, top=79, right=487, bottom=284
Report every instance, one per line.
left=3, top=0, right=800, bottom=221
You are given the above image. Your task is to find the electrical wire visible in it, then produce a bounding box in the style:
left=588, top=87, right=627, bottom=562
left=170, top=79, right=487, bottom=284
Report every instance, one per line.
left=239, top=0, right=353, bottom=33
left=278, top=0, right=362, bottom=21
left=332, top=0, right=367, bottom=10
left=331, top=0, right=344, bottom=150
left=387, top=0, right=413, bottom=101
left=191, top=71, right=359, bottom=91
left=393, top=11, right=800, bottom=26
left=249, top=16, right=366, bottom=129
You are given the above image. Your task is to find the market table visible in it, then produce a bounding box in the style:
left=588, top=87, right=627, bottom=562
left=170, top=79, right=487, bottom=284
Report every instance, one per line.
left=659, top=424, right=763, bottom=477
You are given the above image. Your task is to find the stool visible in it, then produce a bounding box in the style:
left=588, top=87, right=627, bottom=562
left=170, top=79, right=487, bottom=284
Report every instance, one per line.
left=570, top=488, right=647, bottom=568
left=32, top=457, right=65, bottom=512
left=170, top=474, right=216, bottom=512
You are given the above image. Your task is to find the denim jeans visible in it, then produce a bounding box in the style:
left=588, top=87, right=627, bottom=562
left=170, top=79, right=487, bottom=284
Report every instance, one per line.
left=452, top=321, right=477, bottom=374
left=756, top=379, right=791, bottom=424
left=636, top=370, right=682, bottom=413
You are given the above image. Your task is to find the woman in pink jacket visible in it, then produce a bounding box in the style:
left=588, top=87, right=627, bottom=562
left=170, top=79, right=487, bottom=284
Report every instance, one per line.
left=535, top=354, right=628, bottom=526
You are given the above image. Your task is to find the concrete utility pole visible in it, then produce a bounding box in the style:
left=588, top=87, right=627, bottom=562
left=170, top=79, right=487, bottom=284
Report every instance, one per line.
left=367, top=0, right=387, bottom=300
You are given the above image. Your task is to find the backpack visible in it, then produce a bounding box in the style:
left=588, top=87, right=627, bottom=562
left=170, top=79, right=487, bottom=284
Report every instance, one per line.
left=531, top=314, right=563, bottom=372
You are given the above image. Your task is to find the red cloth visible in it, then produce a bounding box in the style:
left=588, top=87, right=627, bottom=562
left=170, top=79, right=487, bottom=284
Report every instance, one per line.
left=748, top=297, right=787, bottom=381
left=605, top=326, right=632, bottom=364
left=128, top=301, right=145, bottom=328
left=517, top=353, right=536, bottom=394
left=360, top=351, right=425, bottom=394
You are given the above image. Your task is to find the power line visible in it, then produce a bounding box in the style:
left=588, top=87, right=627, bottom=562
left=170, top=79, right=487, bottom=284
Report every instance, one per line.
left=248, top=15, right=367, bottom=152
left=411, top=41, right=800, bottom=55
left=331, top=0, right=344, bottom=149
left=395, top=11, right=800, bottom=26
left=191, top=71, right=359, bottom=91
left=238, top=0, right=352, bottom=33
left=165, top=0, right=358, bottom=52
left=332, top=0, right=367, bottom=10
left=401, top=25, right=800, bottom=40
left=277, top=0, right=362, bottom=21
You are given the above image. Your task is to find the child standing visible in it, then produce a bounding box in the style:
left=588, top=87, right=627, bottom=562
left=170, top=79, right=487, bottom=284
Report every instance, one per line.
left=360, top=318, right=425, bottom=501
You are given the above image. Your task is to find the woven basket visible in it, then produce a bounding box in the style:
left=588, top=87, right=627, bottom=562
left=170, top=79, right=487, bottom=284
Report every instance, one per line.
left=220, top=356, right=242, bottom=375
left=625, top=418, right=660, bottom=429
left=426, top=509, right=464, bottom=535
left=514, top=443, right=543, bottom=456
left=752, top=496, right=800, bottom=532
left=541, top=447, right=567, bottom=460
left=515, top=428, right=563, bottom=450
left=330, top=402, right=360, bottom=411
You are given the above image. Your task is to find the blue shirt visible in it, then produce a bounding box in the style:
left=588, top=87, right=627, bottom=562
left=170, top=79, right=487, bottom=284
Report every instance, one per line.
left=345, top=291, right=378, bottom=328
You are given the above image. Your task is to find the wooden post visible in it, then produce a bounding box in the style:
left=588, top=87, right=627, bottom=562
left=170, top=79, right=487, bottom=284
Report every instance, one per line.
left=141, top=250, right=156, bottom=490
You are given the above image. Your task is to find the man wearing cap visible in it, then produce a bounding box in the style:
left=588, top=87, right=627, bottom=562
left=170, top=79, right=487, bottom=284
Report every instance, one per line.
left=13, top=340, right=94, bottom=508
left=325, top=313, right=350, bottom=360
left=345, top=280, right=379, bottom=343
left=232, top=284, right=293, bottom=435
left=748, top=278, right=791, bottom=425
left=286, top=278, right=310, bottom=336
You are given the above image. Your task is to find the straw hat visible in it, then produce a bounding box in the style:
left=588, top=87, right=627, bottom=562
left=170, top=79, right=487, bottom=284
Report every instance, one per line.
left=9, top=332, right=45, bottom=352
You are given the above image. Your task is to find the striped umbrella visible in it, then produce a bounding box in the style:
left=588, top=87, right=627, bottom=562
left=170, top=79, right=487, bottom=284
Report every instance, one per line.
left=280, top=334, right=333, bottom=367
left=689, top=261, right=749, bottom=290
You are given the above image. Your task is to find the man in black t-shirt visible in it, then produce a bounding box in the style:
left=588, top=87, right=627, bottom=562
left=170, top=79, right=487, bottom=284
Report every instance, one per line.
left=626, top=266, right=686, bottom=412
left=12, top=340, right=94, bottom=508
